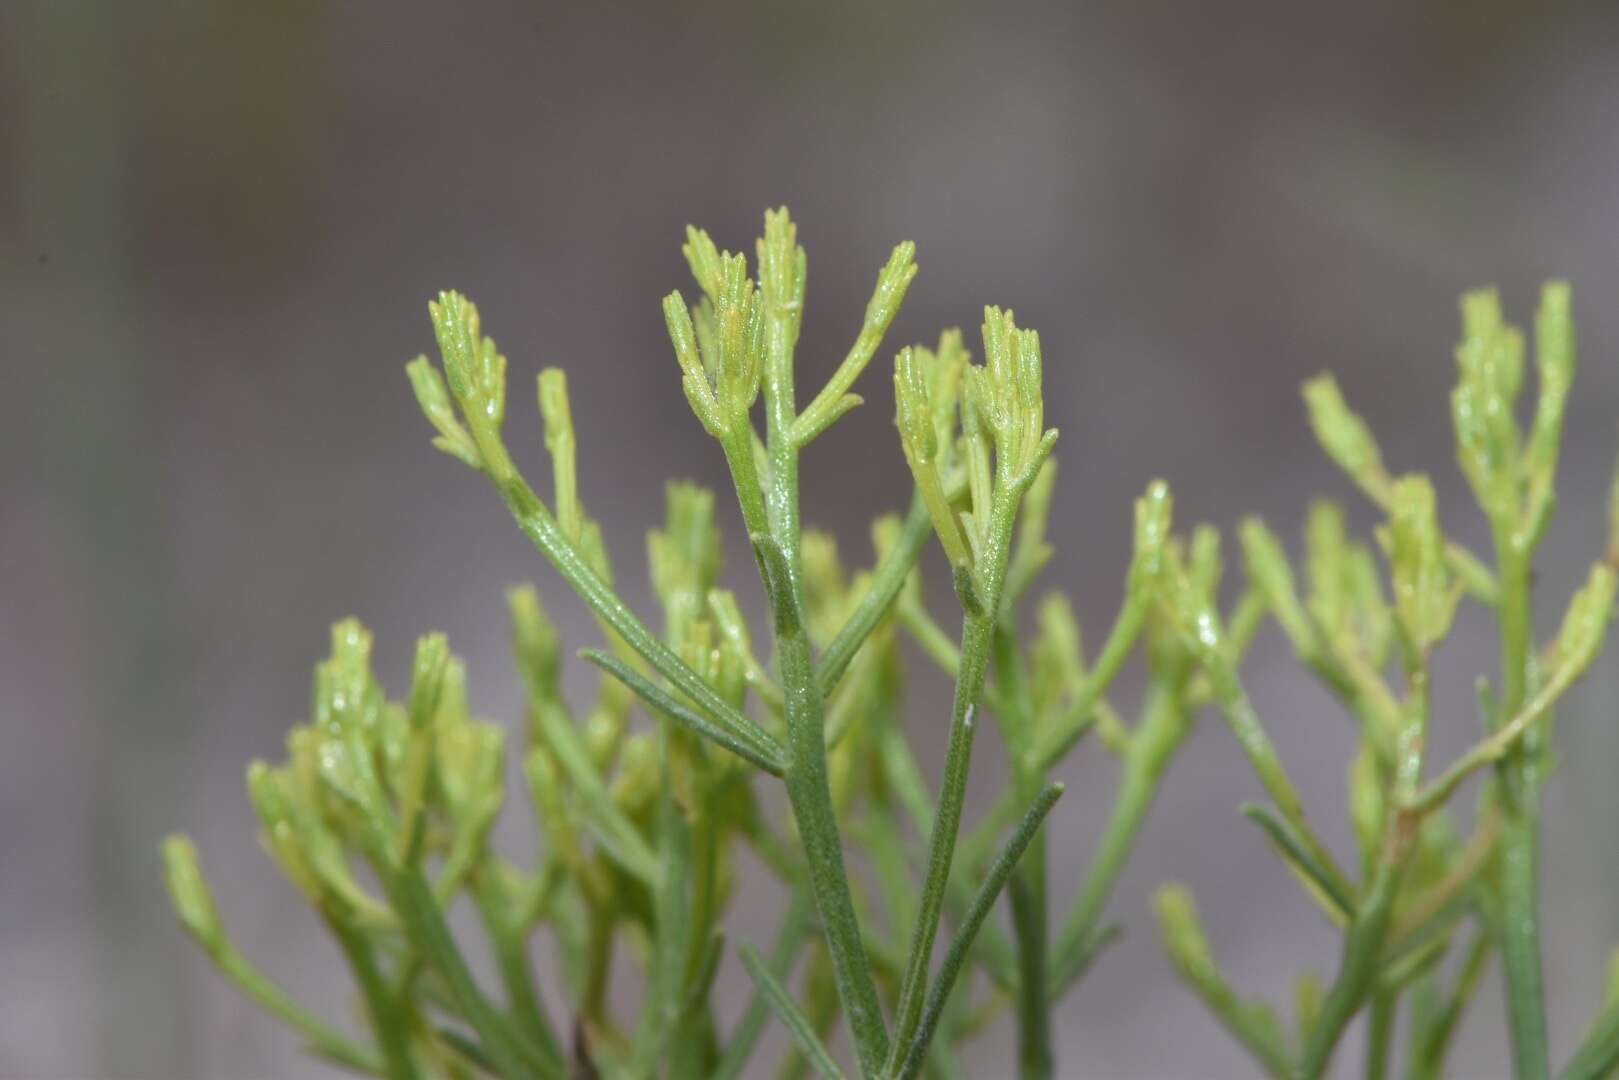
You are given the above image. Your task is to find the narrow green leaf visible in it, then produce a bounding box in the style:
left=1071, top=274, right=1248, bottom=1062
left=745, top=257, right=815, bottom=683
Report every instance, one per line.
left=1239, top=517, right=1317, bottom=657
left=530, top=694, right=661, bottom=887
left=579, top=650, right=783, bottom=776
left=1302, top=375, right=1391, bottom=504
left=738, top=942, right=847, bottom=1079
left=162, top=835, right=223, bottom=949
left=896, top=783, right=1064, bottom=1080
left=1156, top=885, right=1293, bottom=1078
left=794, top=238, right=917, bottom=446
left=385, top=865, right=558, bottom=1080
left=1379, top=933, right=1452, bottom=994
left=817, top=490, right=933, bottom=697
left=536, top=368, right=584, bottom=541
left=1240, top=803, right=1355, bottom=923
left=714, top=891, right=814, bottom=1080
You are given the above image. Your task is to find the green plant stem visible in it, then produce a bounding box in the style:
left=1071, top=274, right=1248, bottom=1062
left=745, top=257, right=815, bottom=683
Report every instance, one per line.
left=1202, top=654, right=1355, bottom=906
left=1053, top=682, right=1190, bottom=989
left=327, top=916, right=421, bottom=1080
left=741, top=943, right=848, bottom=1080
left=1157, top=895, right=1292, bottom=1080
left=1364, top=991, right=1395, bottom=1080
left=747, top=283, right=890, bottom=1078
left=782, top=619, right=889, bottom=1074
left=1495, top=544, right=1550, bottom=1080
left=953, top=593, right=1149, bottom=896
left=994, top=626, right=1051, bottom=1080
left=1029, top=594, right=1149, bottom=770
left=496, top=478, right=781, bottom=765
left=1502, top=804, right=1547, bottom=1073
left=1007, top=845, right=1049, bottom=1080
left=1412, top=656, right=1590, bottom=815
left=582, top=649, right=785, bottom=775
left=208, top=940, right=386, bottom=1076
left=1299, top=862, right=1400, bottom=1079
left=1302, top=644, right=1431, bottom=1080
left=897, top=784, right=1064, bottom=1080
left=888, top=496, right=1020, bottom=1072
left=1380, top=934, right=1454, bottom=995
left=715, top=890, right=815, bottom=1080
left=1409, top=930, right=1491, bottom=1080
left=385, top=865, right=551, bottom=1080
left=1560, top=995, right=1619, bottom=1080
left=582, top=902, right=615, bottom=1031
left=887, top=607, right=995, bottom=1062
left=474, top=874, right=564, bottom=1073
left=1391, top=809, right=1500, bottom=943
left=1241, top=804, right=1355, bottom=925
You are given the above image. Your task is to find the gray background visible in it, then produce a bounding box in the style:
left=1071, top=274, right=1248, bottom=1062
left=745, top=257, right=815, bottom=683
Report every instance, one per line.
left=7, top=1, right=1619, bottom=1076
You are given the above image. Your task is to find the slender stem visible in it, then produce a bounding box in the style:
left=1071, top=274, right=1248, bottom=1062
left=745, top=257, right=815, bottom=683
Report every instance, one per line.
left=327, top=917, right=421, bottom=1080
left=1409, top=930, right=1491, bottom=1080
left=1008, top=840, right=1050, bottom=1080
left=888, top=607, right=996, bottom=1063
left=1412, top=658, right=1586, bottom=815
left=1241, top=804, right=1355, bottom=925
left=1202, top=654, right=1355, bottom=906
left=496, top=478, right=781, bottom=763
left=386, top=865, right=551, bottom=1080
left=896, top=785, right=1064, bottom=1080
left=474, top=874, right=564, bottom=1073
left=715, top=890, right=814, bottom=1080
left=1501, top=804, right=1547, bottom=1077
left=1364, top=991, right=1395, bottom=1080
left=1378, top=932, right=1454, bottom=995
left=892, top=598, right=1013, bottom=719
left=1391, top=808, right=1501, bottom=943
left=720, top=426, right=774, bottom=541
left=1299, top=862, right=1400, bottom=1078
left=1030, top=594, right=1149, bottom=770
left=740, top=943, right=849, bottom=1080
left=953, top=594, right=1149, bottom=906
left=888, top=491, right=1023, bottom=1074
left=1303, top=643, right=1431, bottom=1079
left=582, top=649, right=785, bottom=775
left=209, top=941, right=385, bottom=1076
left=1561, top=993, right=1619, bottom=1080
left=753, top=273, right=890, bottom=1078
left=582, top=903, right=614, bottom=1031
left=780, top=644, right=889, bottom=1073
left=995, top=626, right=1051, bottom=1080
left=1495, top=543, right=1550, bottom=1080
left=1053, top=683, right=1189, bottom=986
left=1158, top=901, right=1292, bottom=1080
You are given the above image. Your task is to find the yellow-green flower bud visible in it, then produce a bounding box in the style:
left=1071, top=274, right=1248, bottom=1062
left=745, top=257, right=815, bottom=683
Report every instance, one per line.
left=1387, top=474, right=1456, bottom=653
left=1302, top=374, right=1391, bottom=503
left=537, top=368, right=584, bottom=540
left=1551, top=564, right=1617, bottom=682
left=406, top=356, right=481, bottom=468
left=163, top=835, right=223, bottom=949
left=407, top=633, right=449, bottom=733
left=1240, top=517, right=1314, bottom=658
left=1129, top=480, right=1173, bottom=594
left=896, top=345, right=972, bottom=566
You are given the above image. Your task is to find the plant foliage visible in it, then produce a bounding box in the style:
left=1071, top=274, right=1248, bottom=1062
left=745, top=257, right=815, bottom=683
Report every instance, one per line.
left=167, top=214, right=1619, bottom=1079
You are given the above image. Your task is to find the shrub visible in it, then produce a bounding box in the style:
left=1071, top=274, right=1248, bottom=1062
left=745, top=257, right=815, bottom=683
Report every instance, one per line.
left=166, top=210, right=1619, bottom=1079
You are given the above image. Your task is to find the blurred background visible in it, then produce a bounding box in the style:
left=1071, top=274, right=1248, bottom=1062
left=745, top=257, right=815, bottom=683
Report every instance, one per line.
left=7, top=1, right=1619, bottom=1076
